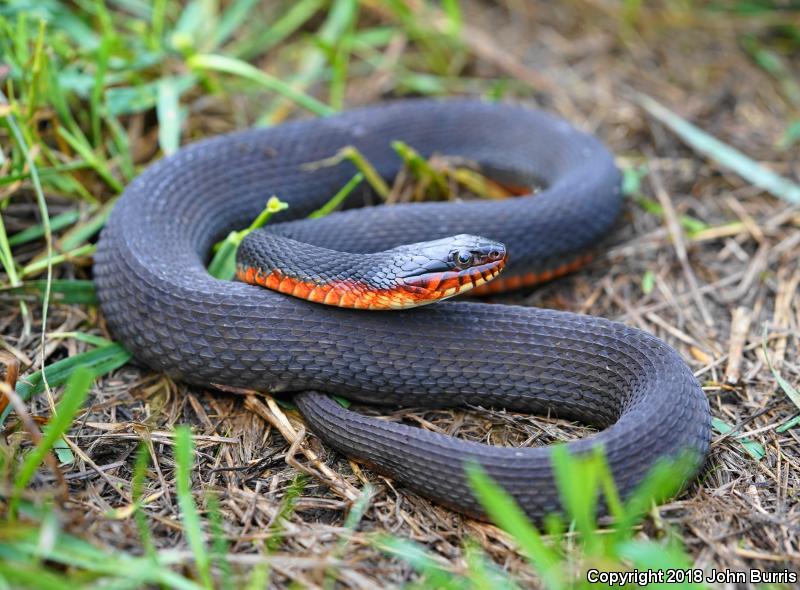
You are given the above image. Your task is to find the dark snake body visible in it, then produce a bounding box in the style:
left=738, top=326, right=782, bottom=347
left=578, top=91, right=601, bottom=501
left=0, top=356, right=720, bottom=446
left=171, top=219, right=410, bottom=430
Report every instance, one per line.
left=94, top=100, right=711, bottom=520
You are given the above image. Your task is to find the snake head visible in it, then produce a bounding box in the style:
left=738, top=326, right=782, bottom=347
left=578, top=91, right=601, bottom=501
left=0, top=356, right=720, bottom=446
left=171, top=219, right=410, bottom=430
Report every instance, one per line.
left=394, top=234, right=507, bottom=303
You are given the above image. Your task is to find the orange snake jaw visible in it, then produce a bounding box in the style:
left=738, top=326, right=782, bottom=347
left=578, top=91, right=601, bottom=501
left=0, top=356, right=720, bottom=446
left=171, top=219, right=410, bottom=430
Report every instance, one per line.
left=399, top=258, right=507, bottom=304
left=236, top=256, right=507, bottom=310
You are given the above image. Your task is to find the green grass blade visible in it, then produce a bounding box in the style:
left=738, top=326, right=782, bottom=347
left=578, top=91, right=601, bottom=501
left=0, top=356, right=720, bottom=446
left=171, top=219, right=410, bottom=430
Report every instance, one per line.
left=762, top=326, right=800, bottom=412
left=7, top=210, right=81, bottom=247
left=21, top=243, right=96, bottom=277
left=462, top=540, right=520, bottom=590
left=392, top=140, right=449, bottom=198
left=11, top=367, right=93, bottom=511
left=244, top=563, right=271, bottom=590
left=309, top=173, right=363, bottom=219
left=0, top=523, right=205, bottom=590
left=157, top=77, right=181, bottom=155
left=3, top=84, right=53, bottom=353
left=106, top=75, right=197, bottom=117
left=465, top=462, right=564, bottom=589
left=212, top=0, right=260, bottom=50
left=266, top=473, right=306, bottom=552
left=375, top=535, right=464, bottom=590
left=0, top=561, right=74, bottom=590
left=780, top=119, right=800, bottom=149
left=1, top=280, right=97, bottom=305
left=206, top=233, right=241, bottom=281
left=90, top=35, right=111, bottom=145
left=550, top=445, right=601, bottom=550
left=230, top=0, right=324, bottom=59
left=173, top=0, right=217, bottom=52
left=57, top=200, right=114, bottom=251
left=305, top=147, right=389, bottom=198
left=47, top=332, right=112, bottom=347
left=614, top=451, right=702, bottom=537
left=105, top=115, right=136, bottom=181
left=2, top=342, right=132, bottom=425
left=0, top=212, right=22, bottom=288
left=206, top=492, right=232, bottom=590
left=441, top=0, right=463, bottom=35
left=633, top=196, right=709, bottom=236
left=56, top=126, right=123, bottom=193
left=777, top=414, right=800, bottom=433
left=150, top=0, right=167, bottom=48
left=258, top=0, right=357, bottom=124
left=188, top=53, right=334, bottom=117
left=638, top=94, right=800, bottom=205
left=324, top=484, right=373, bottom=589
left=617, top=540, right=707, bottom=589
left=317, top=3, right=358, bottom=112
left=131, top=443, right=157, bottom=559
left=174, top=426, right=213, bottom=589
left=0, top=162, right=90, bottom=188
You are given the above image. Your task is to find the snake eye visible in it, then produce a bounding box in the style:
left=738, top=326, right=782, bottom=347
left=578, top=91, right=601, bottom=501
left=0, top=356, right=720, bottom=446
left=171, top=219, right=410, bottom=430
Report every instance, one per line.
left=456, top=251, right=474, bottom=267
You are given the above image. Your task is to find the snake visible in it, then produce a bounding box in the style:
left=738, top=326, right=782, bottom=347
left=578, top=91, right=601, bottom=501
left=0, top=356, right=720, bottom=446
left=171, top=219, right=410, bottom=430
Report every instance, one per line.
left=94, top=99, right=712, bottom=521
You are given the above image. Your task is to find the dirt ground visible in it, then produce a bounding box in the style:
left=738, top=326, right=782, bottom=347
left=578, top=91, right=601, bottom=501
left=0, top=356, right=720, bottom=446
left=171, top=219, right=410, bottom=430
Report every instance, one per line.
left=3, top=1, right=799, bottom=588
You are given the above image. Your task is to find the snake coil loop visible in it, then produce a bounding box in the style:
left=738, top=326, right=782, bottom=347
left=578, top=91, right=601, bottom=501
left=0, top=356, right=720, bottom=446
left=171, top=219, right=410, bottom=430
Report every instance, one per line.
left=94, top=100, right=711, bottom=520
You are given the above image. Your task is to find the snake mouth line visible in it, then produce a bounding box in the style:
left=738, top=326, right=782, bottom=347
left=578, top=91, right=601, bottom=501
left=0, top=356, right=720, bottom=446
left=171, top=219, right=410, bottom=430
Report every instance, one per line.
left=470, top=252, right=593, bottom=295
left=236, top=257, right=506, bottom=310
left=400, top=258, right=507, bottom=304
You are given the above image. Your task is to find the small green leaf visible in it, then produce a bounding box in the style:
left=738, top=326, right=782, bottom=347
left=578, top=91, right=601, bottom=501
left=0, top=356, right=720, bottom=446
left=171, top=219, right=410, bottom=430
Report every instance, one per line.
left=712, top=418, right=765, bottom=460
left=621, top=164, right=648, bottom=197
left=641, top=270, right=655, bottom=295
left=208, top=196, right=289, bottom=280
left=53, top=437, right=74, bottom=464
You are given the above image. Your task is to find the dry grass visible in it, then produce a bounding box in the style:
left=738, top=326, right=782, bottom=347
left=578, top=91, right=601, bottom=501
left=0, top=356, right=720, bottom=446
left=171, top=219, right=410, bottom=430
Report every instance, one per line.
left=2, top=0, right=799, bottom=588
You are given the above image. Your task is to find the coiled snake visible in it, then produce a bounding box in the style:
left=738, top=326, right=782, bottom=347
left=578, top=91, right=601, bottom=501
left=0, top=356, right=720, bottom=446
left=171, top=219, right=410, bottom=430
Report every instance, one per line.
left=94, top=100, right=711, bottom=520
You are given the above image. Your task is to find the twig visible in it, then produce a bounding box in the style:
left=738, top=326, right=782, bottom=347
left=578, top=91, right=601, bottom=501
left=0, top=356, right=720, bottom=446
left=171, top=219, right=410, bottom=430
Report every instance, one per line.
left=245, top=395, right=360, bottom=502
left=724, top=307, right=752, bottom=386
left=771, top=268, right=800, bottom=370
left=648, top=160, right=715, bottom=327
